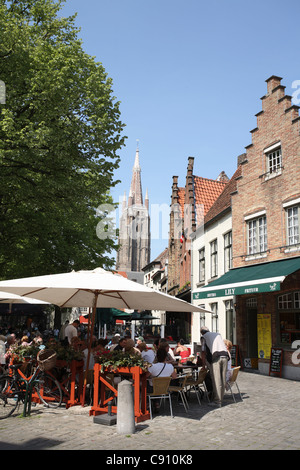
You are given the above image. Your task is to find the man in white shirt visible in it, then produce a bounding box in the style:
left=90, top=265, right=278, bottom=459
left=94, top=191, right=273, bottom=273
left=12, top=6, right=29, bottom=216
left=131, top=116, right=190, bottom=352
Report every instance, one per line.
left=65, top=320, right=80, bottom=344
left=201, top=326, right=229, bottom=407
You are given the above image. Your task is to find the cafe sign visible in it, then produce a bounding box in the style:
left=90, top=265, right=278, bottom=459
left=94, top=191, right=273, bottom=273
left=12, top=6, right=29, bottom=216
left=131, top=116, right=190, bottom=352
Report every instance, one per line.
left=193, top=281, right=281, bottom=300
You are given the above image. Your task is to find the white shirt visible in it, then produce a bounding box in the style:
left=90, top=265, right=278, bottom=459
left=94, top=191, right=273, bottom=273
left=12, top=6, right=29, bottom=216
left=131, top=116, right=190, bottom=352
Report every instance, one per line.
left=142, top=349, right=156, bottom=364
left=148, top=362, right=174, bottom=386
left=64, top=324, right=78, bottom=344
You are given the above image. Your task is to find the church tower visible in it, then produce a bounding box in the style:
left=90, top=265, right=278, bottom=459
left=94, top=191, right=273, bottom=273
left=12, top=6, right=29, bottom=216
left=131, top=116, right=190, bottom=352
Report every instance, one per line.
left=116, top=146, right=150, bottom=272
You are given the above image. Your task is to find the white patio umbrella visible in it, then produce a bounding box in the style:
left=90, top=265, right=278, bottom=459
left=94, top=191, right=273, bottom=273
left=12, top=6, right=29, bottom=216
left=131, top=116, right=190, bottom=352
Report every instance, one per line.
left=0, top=291, right=50, bottom=304
left=0, top=267, right=211, bottom=398
left=0, top=268, right=211, bottom=312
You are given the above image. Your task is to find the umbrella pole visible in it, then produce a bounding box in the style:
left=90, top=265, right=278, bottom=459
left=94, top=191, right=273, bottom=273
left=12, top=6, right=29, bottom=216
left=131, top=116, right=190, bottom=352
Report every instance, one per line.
left=82, top=292, right=98, bottom=406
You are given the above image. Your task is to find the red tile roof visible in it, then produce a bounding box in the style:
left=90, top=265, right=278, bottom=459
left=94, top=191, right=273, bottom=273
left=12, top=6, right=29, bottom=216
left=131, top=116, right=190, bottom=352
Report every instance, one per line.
left=194, top=176, right=228, bottom=216
left=204, top=165, right=242, bottom=225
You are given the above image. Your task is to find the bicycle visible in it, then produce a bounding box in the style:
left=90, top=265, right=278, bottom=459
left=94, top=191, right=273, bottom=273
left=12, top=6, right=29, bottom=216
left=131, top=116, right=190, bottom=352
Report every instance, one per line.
left=0, top=350, right=63, bottom=419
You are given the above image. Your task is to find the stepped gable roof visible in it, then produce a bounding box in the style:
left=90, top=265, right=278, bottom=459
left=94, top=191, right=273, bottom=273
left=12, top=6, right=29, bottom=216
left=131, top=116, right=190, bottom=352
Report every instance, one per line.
left=204, top=165, right=242, bottom=225
left=194, top=176, right=228, bottom=216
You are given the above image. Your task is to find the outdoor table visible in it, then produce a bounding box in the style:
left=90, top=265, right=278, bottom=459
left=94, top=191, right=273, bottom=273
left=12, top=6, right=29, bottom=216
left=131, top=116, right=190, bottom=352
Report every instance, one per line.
left=174, top=363, right=199, bottom=377
left=89, top=363, right=150, bottom=422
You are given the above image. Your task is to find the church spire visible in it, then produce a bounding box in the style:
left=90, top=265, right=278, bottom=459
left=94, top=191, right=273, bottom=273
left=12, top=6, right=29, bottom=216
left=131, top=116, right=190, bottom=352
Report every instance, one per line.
left=130, top=142, right=143, bottom=205
left=116, top=143, right=150, bottom=273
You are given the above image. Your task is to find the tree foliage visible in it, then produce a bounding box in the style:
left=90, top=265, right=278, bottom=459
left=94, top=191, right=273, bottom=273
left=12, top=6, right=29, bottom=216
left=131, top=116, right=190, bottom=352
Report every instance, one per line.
left=0, top=0, right=126, bottom=279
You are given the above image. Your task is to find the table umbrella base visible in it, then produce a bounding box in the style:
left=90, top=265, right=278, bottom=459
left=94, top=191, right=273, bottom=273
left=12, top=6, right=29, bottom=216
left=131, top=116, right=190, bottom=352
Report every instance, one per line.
left=93, top=413, right=117, bottom=426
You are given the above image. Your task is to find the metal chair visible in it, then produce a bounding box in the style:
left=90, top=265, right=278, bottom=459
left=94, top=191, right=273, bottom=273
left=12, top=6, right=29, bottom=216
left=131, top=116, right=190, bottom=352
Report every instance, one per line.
left=147, top=376, right=173, bottom=419
left=186, top=369, right=210, bottom=405
left=168, top=374, right=190, bottom=413
left=226, top=366, right=243, bottom=402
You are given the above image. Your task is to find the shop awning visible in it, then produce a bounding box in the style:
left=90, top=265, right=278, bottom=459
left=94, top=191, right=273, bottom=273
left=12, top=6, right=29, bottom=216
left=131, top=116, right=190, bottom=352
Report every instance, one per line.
left=193, top=257, right=300, bottom=300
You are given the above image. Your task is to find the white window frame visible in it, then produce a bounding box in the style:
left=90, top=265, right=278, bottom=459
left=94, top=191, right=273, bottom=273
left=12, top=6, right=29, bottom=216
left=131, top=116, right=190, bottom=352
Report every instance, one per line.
left=247, top=215, right=267, bottom=255
left=224, top=231, right=232, bottom=272
left=287, top=205, right=299, bottom=246
left=264, top=142, right=282, bottom=179
left=210, top=239, right=218, bottom=278
left=210, top=302, right=218, bottom=332
left=198, top=248, right=205, bottom=283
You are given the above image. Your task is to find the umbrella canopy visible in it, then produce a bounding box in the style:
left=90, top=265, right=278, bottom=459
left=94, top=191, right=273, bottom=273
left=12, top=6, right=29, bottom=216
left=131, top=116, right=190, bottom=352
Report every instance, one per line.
left=0, top=291, right=50, bottom=305
left=0, top=268, right=211, bottom=313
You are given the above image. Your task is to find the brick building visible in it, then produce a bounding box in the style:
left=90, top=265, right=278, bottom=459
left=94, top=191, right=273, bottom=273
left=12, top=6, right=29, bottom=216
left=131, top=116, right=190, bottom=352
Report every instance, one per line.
left=196, top=76, right=300, bottom=379
left=167, top=156, right=228, bottom=341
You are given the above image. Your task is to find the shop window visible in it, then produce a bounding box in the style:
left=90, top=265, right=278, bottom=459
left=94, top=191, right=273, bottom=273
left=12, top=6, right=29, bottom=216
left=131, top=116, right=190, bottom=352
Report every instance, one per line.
left=246, top=297, right=257, bottom=308
left=278, top=292, right=300, bottom=345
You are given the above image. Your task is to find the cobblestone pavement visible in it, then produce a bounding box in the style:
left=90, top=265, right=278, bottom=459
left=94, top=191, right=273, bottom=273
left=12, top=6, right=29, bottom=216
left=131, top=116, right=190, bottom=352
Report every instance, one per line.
left=0, top=371, right=299, bottom=451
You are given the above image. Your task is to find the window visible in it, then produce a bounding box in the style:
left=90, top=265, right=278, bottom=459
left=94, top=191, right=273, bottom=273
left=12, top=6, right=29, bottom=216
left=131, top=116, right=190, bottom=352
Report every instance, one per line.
left=264, top=143, right=282, bottom=179
left=210, top=239, right=218, bottom=278
left=199, top=310, right=206, bottom=329
left=287, top=206, right=299, bottom=246
left=198, top=248, right=205, bottom=282
left=267, top=147, right=282, bottom=174
left=224, top=231, right=232, bottom=272
left=247, top=215, right=267, bottom=255
left=210, top=303, right=218, bottom=332
left=278, top=292, right=300, bottom=345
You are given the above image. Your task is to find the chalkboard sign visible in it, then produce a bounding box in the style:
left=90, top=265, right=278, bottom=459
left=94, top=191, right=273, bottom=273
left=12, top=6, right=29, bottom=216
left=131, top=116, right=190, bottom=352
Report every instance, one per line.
left=231, top=345, right=242, bottom=368
left=269, top=348, right=283, bottom=377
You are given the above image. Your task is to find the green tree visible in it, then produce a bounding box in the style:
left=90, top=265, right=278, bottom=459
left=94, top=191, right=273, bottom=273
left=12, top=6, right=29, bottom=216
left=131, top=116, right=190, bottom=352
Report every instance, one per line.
left=0, top=0, right=126, bottom=279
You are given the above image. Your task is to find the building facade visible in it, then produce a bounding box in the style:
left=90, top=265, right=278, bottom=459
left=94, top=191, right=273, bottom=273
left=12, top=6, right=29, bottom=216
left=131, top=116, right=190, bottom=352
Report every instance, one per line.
left=167, top=156, right=228, bottom=342
left=195, top=76, right=300, bottom=379
left=192, top=164, right=242, bottom=344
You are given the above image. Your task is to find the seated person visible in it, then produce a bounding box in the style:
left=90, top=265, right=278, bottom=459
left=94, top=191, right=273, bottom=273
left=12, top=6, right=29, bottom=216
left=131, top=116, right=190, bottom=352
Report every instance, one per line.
left=137, top=342, right=156, bottom=364
left=124, top=338, right=141, bottom=356
left=114, top=337, right=127, bottom=351
left=173, top=339, right=190, bottom=363
left=147, top=348, right=177, bottom=393
left=224, top=339, right=233, bottom=384
left=156, top=340, right=177, bottom=364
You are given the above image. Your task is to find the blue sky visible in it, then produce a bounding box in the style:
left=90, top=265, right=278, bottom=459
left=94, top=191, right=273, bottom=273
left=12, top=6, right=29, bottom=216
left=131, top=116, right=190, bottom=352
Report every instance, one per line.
left=61, top=0, right=300, bottom=262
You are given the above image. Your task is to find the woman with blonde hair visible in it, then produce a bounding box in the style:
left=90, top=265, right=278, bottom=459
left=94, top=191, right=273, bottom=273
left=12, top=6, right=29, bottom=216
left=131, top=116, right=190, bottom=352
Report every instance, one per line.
left=224, top=339, right=233, bottom=382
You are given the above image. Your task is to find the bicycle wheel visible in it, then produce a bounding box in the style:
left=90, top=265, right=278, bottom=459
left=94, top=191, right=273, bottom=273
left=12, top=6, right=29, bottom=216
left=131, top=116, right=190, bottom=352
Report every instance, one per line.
left=0, top=375, right=21, bottom=419
left=35, top=372, right=62, bottom=408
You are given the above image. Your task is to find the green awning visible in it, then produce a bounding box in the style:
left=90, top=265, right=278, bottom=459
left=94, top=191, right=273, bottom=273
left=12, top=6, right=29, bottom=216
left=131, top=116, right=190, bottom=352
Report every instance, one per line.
left=96, top=308, right=131, bottom=325
left=193, top=257, right=300, bottom=300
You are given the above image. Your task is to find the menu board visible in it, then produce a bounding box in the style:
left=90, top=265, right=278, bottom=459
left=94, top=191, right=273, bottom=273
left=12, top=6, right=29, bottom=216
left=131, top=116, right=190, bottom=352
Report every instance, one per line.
left=230, top=345, right=242, bottom=367
left=257, top=314, right=272, bottom=359
left=269, top=348, right=283, bottom=377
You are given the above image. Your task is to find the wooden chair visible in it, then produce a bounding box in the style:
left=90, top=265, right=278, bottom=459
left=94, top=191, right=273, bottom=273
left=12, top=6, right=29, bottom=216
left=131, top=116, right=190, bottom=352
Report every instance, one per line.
left=168, top=374, right=190, bottom=413
left=186, top=369, right=210, bottom=405
left=226, top=366, right=243, bottom=402
left=147, top=376, right=173, bottom=419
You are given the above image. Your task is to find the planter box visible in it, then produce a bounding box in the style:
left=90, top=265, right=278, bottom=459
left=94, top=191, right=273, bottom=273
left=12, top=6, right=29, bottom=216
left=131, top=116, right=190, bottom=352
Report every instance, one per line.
left=90, top=364, right=150, bottom=422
